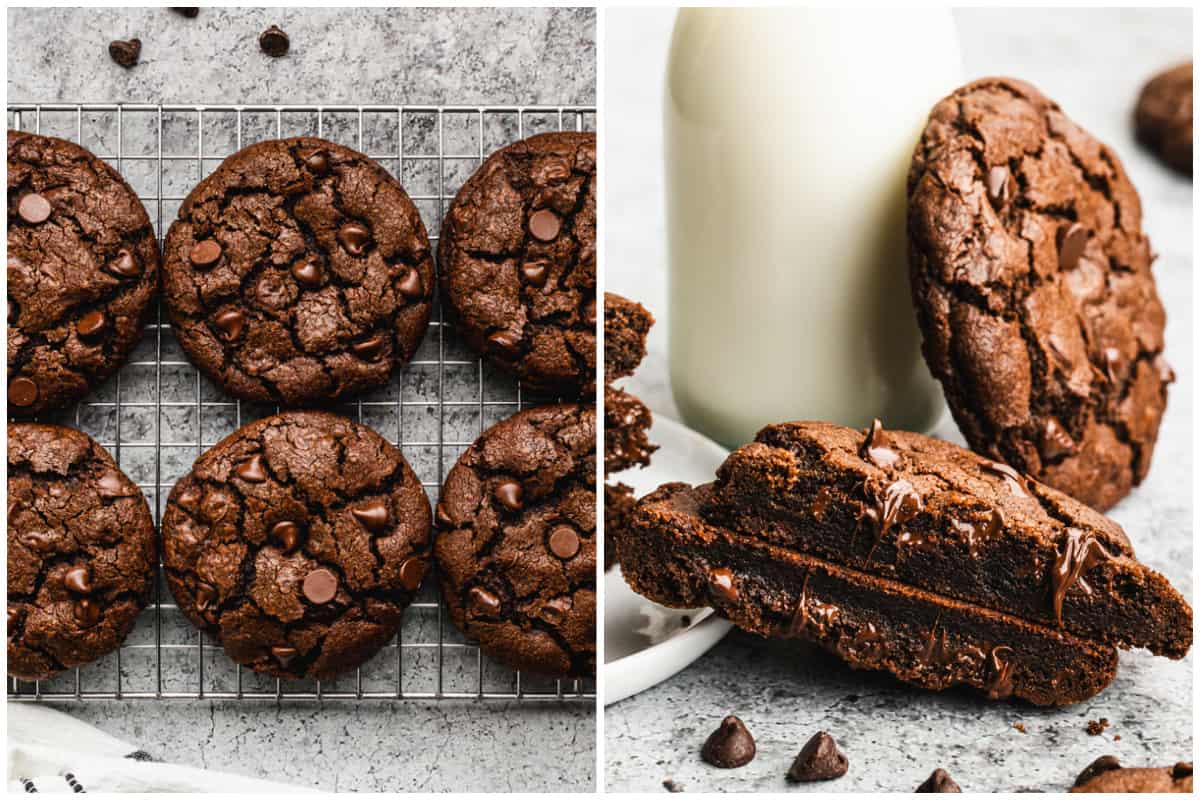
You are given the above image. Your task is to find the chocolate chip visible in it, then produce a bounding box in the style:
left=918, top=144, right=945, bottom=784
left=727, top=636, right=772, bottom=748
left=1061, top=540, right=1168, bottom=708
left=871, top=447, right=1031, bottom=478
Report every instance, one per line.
left=494, top=480, right=524, bottom=511
left=1171, top=763, right=1192, bottom=780
left=108, top=38, right=141, bottom=68
left=171, top=8, right=199, bottom=17
left=469, top=586, right=501, bottom=617
left=97, top=471, right=129, bottom=499
left=64, top=565, right=94, bottom=594
left=189, top=239, right=222, bottom=268
left=981, top=461, right=1031, bottom=499
left=259, top=25, right=289, bottom=57
left=304, top=150, right=329, bottom=175
left=351, top=500, right=389, bottom=533
left=350, top=333, right=387, bottom=361
left=397, top=268, right=424, bottom=299
left=488, top=330, right=520, bottom=353
left=521, top=260, right=549, bottom=287
left=8, top=607, right=20, bottom=627
left=213, top=308, right=246, bottom=341
left=700, top=715, right=756, bottom=769
left=528, top=208, right=561, bottom=242
left=916, top=768, right=961, bottom=792
left=74, top=598, right=101, bottom=627
left=235, top=454, right=268, bottom=483
left=435, top=502, right=453, bottom=528
left=708, top=567, right=737, bottom=602
left=72, top=310, right=108, bottom=341
left=18, top=193, right=51, bottom=224
left=398, top=557, right=425, bottom=591
left=271, top=520, right=303, bottom=553
left=787, top=731, right=849, bottom=782
left=10, top=377, right=39, bottom=407
left=1057, top=223, right=1089, bottom=270
left=271, top=645, right=297, bottom=666
left=291, top=259, right=322, bottom=287
left=106, top=248, right=141, bottom=278
left=548, top=526, right=581, bottom=559
left=860, top=418, right=901, bottom=469
left=1074, top=755, right=1121, bottom=788
left=338, top=222, right=370, bottom=255
left=986, top=165, right=1015, bottom=209
left=194, top=582, right=217, bottom=611
left=1040, top=418, right=1077, bottom=460
left=302, top=568, right=338, bottom=604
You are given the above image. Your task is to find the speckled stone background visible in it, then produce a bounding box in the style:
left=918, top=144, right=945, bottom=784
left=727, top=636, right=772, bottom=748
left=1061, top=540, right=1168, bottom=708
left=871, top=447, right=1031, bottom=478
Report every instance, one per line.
left=7, top=6, right=595, bottom=792
left=605, top=7, right=1193, bottom=793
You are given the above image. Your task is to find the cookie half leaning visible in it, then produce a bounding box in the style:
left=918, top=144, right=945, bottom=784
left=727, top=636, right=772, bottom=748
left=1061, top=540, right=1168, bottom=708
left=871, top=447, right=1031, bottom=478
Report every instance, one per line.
left=8, top=423, right=157, bottom=681
left=439, top=132, right=596, bottom=397
left=8, top=131, right=160, bottom=415
left=161, top=410, right=431, bottom=679
left=435, top=404, right=596, bottom=677
left=908, top=78, right=1170, bottom=510
left=162, top=137, right=434, bottom=405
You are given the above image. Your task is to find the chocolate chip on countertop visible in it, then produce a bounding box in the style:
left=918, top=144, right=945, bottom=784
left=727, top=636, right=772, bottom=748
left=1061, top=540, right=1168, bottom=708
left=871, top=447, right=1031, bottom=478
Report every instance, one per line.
left=1073, top=755, right=1122, bottom=788
left=916, top=768, right=962, bottom=792
left=170, top=7, right=199, bottom=17
left=108, top=38, right=141, bottom=68
left=700, top=715, right=756, bottom=769
left=787, top=731, right=849, bottom=782
left=259, top=25, right=290, bottom=57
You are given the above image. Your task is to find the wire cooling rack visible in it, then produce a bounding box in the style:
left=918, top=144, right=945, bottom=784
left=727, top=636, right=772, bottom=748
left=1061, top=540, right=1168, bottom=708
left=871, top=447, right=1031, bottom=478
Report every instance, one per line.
left=6, top=103, right=596, bottom=702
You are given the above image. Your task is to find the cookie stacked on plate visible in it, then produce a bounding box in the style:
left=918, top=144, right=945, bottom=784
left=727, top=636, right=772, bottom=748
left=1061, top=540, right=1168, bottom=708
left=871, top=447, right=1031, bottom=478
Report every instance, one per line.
left=603, top=292, right=656, bottom=569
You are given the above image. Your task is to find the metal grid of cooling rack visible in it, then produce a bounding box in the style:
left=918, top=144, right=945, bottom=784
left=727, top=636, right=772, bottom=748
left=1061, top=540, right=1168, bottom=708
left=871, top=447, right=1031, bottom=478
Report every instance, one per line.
left=7, top=103, right=596, bottom=702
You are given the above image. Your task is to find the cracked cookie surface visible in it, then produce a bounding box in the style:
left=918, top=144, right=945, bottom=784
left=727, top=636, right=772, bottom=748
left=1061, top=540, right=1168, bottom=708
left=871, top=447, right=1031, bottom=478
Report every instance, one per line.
left=161, top=410, right=431, bottom=679
left=8, top=422, right=157, bottom=681
left=8, top=131, right=161, bottom=415
left=435, top=404, right=596, bottom=676
left=439, top=132, right=596, bottom=397
left=908, top=78, right=1169, bottom=510
left=162, top=137, right=434, bottom=405
left=1134, top=61, right=1192, bottom=176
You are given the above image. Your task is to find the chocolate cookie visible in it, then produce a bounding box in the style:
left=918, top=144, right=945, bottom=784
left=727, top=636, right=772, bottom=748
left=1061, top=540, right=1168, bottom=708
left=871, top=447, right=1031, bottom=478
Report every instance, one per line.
left=604, top=481, right=636, bottom=571
left=1135, top=62, right=1192, bottom=176
left=605, top=385, right=655, bottom=475
left=162, top=137, right=434, bottom=405
left=908, top=78, right=1170, bottom=510
left=604, top=292, right=653, bottom=383
left=161, top=411, right=431, bottom=679
left=439, top=132, right=596, bottom=397
left=435, top=404, right=596, bottom=676
left=618, top=420, right=1192, bottom=705
left=8, top=131, right=161, bottom=415
left=8, top=423, right=157, bottom=681
left=1072, top=759, right=1192, bottom=793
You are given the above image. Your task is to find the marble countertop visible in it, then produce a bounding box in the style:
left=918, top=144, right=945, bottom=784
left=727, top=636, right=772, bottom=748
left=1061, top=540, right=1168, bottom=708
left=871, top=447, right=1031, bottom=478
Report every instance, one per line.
left=7, top=7, right=595, bottom=793
left=604, top=7, right=1193, bottom=793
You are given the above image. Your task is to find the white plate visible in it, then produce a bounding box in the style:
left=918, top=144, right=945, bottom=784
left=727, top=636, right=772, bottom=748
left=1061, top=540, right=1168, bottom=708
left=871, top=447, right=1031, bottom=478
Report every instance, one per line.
left=604, top=414, right=734, bottom=706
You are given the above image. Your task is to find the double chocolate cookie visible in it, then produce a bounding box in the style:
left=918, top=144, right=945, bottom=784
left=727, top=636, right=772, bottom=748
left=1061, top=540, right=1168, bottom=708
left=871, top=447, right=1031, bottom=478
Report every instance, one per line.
left=161, top=411, right=431, bottom=679
left=439, top=132, right=596, bottom=397
left=1072, top=758, right=1191, bottom=793
left=8, top=131, right=161, bottom=414
left=1135, top=61, right=1192, bottom=176
left=162, top=137, right=434, bottom=405
left=619, top=420, right=1192, bottom=705
left=908, top=78, right=1170, bottom=510
left=8, top=423, right=157, bottom=681
left=435, top=404, right=596, bottom=676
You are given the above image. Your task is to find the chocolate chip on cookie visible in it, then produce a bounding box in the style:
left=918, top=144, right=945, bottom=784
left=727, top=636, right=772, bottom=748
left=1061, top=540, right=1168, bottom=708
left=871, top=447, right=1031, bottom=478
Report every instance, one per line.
left=435, top=404, right=596, bottom=676
left=908, top=78, right=1169, bottom=510
left=162, top=137, right=434, bottom=405
left=161, top=411, right=431, bottom=679
left=8, top=131, right=161, bottom=414
left=8, top=423, right=157, bottom=681
left=439, top=132, right=596, bottom=397
left=1135, top=61, right=1192, bottom=176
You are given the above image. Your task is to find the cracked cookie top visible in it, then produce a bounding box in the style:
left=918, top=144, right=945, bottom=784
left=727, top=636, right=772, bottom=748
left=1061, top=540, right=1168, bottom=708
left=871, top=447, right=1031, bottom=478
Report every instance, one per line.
left=907, top=78, right=1170, bottom=510
left=435, top=404, right=596, bottom=677
left=162, top=137, right=434, bottom=405
left=161, top=410, right=432, bottom=679
left=439, top=132, right=596, bottom=397
left=8, top=422, right=157, bottom=681
left=8, top=131, right=161, bottom=415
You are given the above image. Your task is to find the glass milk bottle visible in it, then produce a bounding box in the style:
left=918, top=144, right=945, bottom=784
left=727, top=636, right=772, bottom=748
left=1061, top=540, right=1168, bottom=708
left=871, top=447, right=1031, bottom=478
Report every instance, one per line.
left=664, top=7, right=962, bottom=448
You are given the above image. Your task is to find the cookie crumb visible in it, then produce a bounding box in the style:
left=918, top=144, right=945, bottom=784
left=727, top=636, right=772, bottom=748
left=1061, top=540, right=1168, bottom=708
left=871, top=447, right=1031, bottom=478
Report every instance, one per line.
left=1013, top=722, right=1026, bottom=734
left=662, top=778, right=684, bottom=793
left=1086, top=718, right=1109, bottom=736
left=1114, top=735, right=1121, bottom=741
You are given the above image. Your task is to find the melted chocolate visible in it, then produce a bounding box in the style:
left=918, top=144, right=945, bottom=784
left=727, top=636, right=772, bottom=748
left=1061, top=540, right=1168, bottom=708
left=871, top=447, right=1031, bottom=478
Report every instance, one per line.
left=860, top=479, right=923, bottom=559
left=1050, top=528, right=1113, bottom=625
left=986, top=645, right=1016, bottom=700
left=950, top=508, right=1004, bottom=558
left=859, top=419, right=902, bottom=470
left=981, top=461, right=1031, bottom=499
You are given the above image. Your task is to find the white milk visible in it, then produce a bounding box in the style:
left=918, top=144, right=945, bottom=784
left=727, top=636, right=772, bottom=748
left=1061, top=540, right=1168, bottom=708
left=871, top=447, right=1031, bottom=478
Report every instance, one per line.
left=664, top=7, right=962, bottom=448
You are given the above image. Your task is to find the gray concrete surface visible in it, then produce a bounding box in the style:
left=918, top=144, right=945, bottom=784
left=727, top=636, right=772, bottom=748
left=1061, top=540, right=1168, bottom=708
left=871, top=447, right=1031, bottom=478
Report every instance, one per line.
left=7, top=6, right=596, bottom=793
left=605, top=7, right=1193, bottom=793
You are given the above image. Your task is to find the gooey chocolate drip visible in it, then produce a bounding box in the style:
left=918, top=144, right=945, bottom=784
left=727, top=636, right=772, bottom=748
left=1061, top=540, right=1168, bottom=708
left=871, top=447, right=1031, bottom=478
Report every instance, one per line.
left=860, top=479, right=923, bottom=560
left=1051, top=528, right=1113, bottom=625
